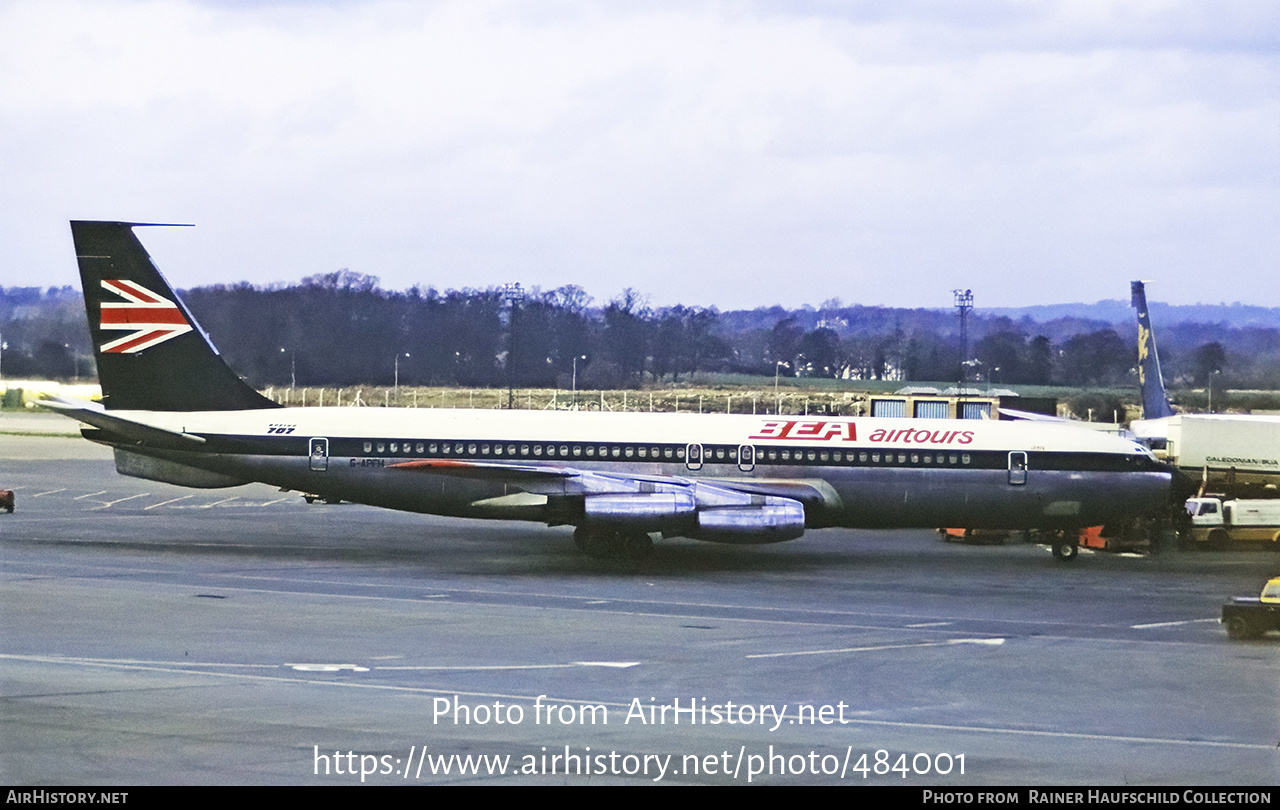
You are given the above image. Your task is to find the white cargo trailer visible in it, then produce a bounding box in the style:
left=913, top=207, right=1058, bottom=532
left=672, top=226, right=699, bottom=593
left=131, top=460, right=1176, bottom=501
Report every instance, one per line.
left=1149, top=415, right=1280, bottom=485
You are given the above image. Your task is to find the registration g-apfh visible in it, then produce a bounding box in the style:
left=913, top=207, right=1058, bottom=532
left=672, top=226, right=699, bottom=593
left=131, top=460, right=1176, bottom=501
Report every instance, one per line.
left=44, top=222, right=1177, bottom=559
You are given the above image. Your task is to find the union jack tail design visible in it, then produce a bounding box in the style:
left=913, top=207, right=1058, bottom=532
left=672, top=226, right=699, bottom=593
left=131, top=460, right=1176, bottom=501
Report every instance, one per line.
left=99, top=279, right=194, bottom=354
left=72, top=221, right=278, bottom=411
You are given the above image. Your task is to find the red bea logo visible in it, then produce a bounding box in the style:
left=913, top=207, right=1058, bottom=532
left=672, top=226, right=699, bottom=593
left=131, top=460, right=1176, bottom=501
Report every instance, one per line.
left=749, top=420, right=857, bottom=442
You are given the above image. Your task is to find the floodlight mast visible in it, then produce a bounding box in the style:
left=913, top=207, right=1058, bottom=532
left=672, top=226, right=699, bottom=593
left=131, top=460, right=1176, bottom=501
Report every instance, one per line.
left=953, top=288, right=974, bottom=384
left=501, top=282, right=525, bottom=409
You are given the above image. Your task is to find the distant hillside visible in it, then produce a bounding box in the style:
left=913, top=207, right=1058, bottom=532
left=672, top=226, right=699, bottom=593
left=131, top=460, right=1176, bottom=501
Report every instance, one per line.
left=984, top=300, right=1280, bottom=329
left=718, top=300, right=1280, bottom=334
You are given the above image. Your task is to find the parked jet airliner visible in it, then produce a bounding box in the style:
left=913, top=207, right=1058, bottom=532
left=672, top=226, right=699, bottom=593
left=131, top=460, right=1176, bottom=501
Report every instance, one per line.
left=44, top=222, right=1177, bottom=560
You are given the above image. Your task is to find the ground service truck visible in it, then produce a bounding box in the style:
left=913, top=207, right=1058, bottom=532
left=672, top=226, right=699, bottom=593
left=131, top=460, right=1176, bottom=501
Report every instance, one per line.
left=1185, top=497, right=1280, bottom=546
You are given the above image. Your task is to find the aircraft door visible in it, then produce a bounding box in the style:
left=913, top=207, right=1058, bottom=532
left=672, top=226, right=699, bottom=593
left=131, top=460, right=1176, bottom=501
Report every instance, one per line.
left=1007, top=451, right=1027, bottom=485
left=738, top=444, right=755, bottom=472
left=310, top=438, right=329, bottom=471
left=685, top=443, right=703, bottom=471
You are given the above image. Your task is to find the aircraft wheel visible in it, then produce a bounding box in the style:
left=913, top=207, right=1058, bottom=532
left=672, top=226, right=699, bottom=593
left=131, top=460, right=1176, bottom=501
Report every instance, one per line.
left=303, top=495, right=317, bottom=504
left=573, top=526, right=614, bottom=559
left=618, top=531, right=654, bottom=559
left=573, top=527, right=653, bottom=560
left=1052, top=540, right=1078, bottom=562
left=1225, top=615, right=1255, bottom=640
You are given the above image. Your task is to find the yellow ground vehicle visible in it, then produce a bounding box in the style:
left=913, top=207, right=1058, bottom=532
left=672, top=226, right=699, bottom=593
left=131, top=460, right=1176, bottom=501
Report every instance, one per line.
left=1221, top=577, right=1280, bottom=639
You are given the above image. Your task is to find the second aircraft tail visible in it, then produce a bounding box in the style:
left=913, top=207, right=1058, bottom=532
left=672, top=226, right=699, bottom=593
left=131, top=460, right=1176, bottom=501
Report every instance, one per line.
left=1130, top=280, right=1175, bottom=420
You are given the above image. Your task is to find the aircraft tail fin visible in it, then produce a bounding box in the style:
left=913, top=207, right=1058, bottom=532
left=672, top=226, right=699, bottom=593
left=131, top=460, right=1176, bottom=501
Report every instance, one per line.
left=70, top=221, right=280, bottom=412
left=1130, top=280, right=1175, bottom=419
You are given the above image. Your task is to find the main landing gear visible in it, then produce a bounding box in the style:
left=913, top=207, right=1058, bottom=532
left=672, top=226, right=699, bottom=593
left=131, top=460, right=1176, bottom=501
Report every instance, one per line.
left=573, top=526, right=655, bottom=560
left=1049, top=530, right=1079, bottom=562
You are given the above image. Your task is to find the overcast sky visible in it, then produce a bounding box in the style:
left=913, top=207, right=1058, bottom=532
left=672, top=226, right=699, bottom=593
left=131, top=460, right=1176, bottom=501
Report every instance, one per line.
left=2, top=0, right=1277, bottom=310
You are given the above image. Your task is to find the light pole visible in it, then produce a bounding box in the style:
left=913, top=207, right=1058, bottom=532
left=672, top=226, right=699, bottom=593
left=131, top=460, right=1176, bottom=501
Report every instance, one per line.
left=775, top=360, right=788, bottom=414
left=501, top=282, right=524, bottom=409
left=1208, top=369, right=1221, bottom=413
left=280, top=348, right=295, bottom=390
left=571, top=355, right=586, bottom=410
left=394, top=352, right=410, bottom=401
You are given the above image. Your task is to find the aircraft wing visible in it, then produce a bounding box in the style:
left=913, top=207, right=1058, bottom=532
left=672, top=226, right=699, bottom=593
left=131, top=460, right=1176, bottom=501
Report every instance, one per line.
left=997, top=407, right=1072, bottom=423
left=387, top=458, right=832, bottom=540
left=388, top=457, right=838, bottom=506
left=999, top=408, right=1137, bottom=441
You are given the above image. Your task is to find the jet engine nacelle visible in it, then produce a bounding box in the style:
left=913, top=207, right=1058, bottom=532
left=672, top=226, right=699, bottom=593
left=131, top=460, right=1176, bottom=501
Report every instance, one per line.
left=690, top=501, right=807, bottom=544
left=580, top=481, right=807, bottom=544
left=583, top=492, right=696, bottom=525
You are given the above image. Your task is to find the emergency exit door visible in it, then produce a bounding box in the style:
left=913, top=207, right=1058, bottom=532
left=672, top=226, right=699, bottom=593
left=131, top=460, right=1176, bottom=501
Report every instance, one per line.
left=685, top=443, right=703, bottom=471
left=1007, top=451, right=1027, bottom=485
left=310, top=438, right=329, bottom=471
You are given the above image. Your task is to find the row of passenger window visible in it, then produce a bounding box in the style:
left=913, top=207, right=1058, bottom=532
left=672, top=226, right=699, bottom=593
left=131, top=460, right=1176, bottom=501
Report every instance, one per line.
left=749, top=447, right=975, bottom=465
left=363, top=440, right=680, bottom=460
left=754, top=448, right=975, bottom=466
left=357, top=439, right=973, bottom=467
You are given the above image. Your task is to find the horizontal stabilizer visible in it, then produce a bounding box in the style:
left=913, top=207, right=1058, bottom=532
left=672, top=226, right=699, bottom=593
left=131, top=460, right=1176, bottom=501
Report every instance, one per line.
left=37, top=396, right=206, bottom=448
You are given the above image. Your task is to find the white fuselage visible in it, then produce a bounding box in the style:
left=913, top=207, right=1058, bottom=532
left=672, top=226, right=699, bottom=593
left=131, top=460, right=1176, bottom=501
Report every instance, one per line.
left=90, top=407, right=1175, bottom=536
